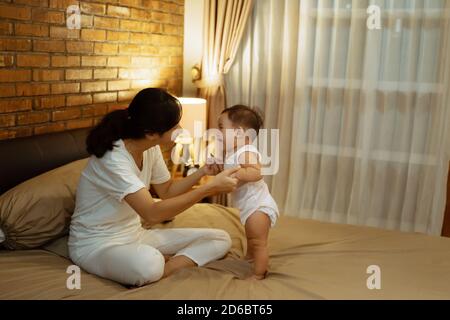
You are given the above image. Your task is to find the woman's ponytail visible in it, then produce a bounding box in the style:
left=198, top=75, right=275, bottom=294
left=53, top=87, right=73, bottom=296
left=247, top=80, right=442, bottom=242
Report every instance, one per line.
left=86, top=109, right=129, bottom=158
left=85, top=88, right=182, bottom=158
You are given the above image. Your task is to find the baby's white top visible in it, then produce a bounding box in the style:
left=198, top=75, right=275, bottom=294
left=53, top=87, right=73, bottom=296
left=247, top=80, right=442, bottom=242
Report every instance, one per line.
left=224, top=144, right=279, bottom=222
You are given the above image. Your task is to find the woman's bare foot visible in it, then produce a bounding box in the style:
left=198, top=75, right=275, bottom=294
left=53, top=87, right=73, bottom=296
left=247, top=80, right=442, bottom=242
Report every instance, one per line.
left=162, top=255, right=197, bottom=278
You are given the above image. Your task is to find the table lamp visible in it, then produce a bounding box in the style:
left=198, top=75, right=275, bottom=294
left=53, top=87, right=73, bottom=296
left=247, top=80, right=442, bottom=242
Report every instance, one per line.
left=175, top=97, right=207, bottom=176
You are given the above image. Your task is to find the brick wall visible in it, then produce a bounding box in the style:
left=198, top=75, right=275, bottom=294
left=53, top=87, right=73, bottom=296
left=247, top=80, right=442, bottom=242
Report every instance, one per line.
left=0, top=0, right=184, bottom=140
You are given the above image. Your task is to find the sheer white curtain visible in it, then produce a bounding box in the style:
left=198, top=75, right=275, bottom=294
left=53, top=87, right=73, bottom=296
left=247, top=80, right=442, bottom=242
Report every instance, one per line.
left=226, top=0, right=450, bottom=235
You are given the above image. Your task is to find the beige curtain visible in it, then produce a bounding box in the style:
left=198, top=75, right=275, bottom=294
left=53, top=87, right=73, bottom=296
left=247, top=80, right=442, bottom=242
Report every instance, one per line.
left=196, top=0, right=254, bottom=205
left=195, top=0, right=254, bottom=129
left=226, top=0, right=450, bottom=235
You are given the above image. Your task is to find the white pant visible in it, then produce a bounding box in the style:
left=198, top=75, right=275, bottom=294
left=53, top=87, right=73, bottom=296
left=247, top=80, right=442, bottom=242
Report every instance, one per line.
left=71, top=228, right=231, bottom=287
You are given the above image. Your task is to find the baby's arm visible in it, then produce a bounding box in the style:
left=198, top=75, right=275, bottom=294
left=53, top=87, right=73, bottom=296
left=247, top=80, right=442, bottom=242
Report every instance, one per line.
left=232, top=151, right=262, bottom=183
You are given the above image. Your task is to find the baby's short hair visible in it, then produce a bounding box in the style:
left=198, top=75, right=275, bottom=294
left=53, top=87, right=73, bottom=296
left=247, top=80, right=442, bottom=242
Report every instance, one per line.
left=221, top=105, right=264, bottom=133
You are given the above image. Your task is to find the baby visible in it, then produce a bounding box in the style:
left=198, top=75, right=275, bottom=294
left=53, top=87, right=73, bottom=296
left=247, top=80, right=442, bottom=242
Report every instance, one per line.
left=214, top=105, right=279, bottom=280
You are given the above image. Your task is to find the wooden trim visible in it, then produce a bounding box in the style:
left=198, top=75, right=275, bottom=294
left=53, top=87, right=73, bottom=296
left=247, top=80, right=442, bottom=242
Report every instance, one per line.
left=442, top=161, right=450, bottom=237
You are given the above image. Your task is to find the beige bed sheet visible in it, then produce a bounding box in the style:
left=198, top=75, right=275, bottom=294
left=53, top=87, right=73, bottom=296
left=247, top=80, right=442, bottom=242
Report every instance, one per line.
left=1, top=203, right=450, bottom=300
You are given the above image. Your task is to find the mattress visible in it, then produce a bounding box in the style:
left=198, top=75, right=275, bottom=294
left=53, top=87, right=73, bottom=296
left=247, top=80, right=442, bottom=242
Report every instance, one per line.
left=1, top=203, right=450, bottom=300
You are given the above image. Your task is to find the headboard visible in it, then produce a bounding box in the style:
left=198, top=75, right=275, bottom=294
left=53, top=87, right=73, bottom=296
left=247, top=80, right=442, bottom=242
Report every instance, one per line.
left=0, top=128, right=90, bottom=195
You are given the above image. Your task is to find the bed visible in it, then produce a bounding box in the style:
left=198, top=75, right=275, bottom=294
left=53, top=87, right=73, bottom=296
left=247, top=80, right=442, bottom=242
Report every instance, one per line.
left=1, top=128, right=450, bottom=300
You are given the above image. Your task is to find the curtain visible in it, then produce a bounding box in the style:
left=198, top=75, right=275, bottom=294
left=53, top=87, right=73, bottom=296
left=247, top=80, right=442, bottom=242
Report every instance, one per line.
left=196, top=0, right=254, bottom=129
left=226, top=0, right=450, bottom=235
left=196, top=0, right=254, bottom=206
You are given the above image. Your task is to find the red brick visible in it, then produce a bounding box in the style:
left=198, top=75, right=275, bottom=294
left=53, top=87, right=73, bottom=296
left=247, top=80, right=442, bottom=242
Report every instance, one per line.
left=82, top=104, right=108, bottom=117
left=130, top=8, right=151, bottom=20
left=0, top=85, right=16, bottom=97
left=0, top=70, right=31, bottom=82
left=16, top=83, right=50, bottom=96
left=95, top=43, right=118, bottom=55
left=169, top=56, right=183, bottom=66
left=49, top=0, right=79, bottom=10
left=94, top=68, right=117, bottom=79
left=129, top=32, right=152, bottom=43
left=14, top=0, right=49, bottom=6
left=0, top=99, right=32, bottom=113
left=17, top=54, right=50, bottom=67
left=80, top=2, right=106, bottom=15
left=107, top=80, right=130, bottom=91
left=66, top=41, right=93, bottom=54
left=33, top=69, right=63, bottom=81
left=0, top=127, right=33, bottom=140
left=31, top=8, right=65, bottom=24
left=50, top=26, right=79, bottom=39
left=94, top=16, right=120, bottom=29
left=81, top=81, right=106, bottom=93
left=65, top=69, right=92, bottom=80
left=131, top=56, right=155, bottom=67
left=107, top=56, right=130, bottom=67
left=51, top=83, right=80, bottom=94
left=131, top=79, right=167, bottom=90
left=0, top=114, right=16, bottom=127
left=0, top=4, right=31, bottom=20
left=150, top=11, right=172, bottom=23
left=108, top=5, right=130, bottom=17
left=118, top=90, right=137, bottom=102
left=33, top=40, right=65, bottom=52
left=107, top=30, right=129, bottom=42
left=140, top=45, right=158, bottom=55
left=0, top=39, right=32, bottom=51
left=119, top=68, right=153, bottom=79
left=0, top=55, right=14, bottom=67
left=51, top=55, right=80, bottom=67
left=38, top=95, right=65, bottom=109
left=66, top=94, right=92, bottom=106
left=81, top=29, right=106, bottom=41
left=120, top=19, right=141, bottom=32
left=81, top=56, right=107, bottom=67
left=52, top=108, right=81, bottom=121
left=0, top=22, right=13, bottom=35
left=34, top=122, right=65, bottom=135
left=17, top=112, right=50, bottom=125
left=119, top=44, right=140, bottom=54
left=15, top=23, right=49, bottom=37
left=66, top=118, right=92, bottom=130
left=93, top=92, right=117, bottom=103
left=107, top=103, right=128, bottom=112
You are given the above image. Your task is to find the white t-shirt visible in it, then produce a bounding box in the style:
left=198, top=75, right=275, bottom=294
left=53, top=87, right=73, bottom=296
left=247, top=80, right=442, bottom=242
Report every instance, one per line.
left=223, top=144, right=279, bottom=226
left=68, top=139, right=171, bottom=256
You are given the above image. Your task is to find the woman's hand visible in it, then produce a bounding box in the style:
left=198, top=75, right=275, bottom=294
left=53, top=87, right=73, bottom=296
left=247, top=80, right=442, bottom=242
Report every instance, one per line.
left=206, top=166, right=240, bottom=194
left=201, top=155, right=224, bottom=176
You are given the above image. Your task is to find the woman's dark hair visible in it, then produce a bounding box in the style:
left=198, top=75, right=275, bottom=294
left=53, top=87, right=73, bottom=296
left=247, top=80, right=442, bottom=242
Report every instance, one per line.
left=221, top=105, right=264, bottom=133
left=86, top=88, right=182, bottom=158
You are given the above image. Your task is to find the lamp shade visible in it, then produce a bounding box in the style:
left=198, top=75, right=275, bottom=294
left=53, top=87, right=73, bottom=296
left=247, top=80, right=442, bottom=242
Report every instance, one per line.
left=177, top=97, right=207, bottom=138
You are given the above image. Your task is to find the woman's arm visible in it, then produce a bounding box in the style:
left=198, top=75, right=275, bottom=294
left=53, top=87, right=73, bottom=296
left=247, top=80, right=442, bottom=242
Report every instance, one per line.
left=125, top=166, right=240, bottom=226
left=152, top=160, right=222, bottom=199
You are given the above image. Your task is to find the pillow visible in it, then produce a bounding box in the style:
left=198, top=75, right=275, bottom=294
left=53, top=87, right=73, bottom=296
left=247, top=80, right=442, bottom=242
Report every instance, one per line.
left=0, top=158, right=89, bottom=250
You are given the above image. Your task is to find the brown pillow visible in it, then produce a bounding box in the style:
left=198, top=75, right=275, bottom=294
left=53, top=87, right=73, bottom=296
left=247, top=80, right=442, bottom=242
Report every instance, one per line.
left=0, top=158, right=88, bottom=250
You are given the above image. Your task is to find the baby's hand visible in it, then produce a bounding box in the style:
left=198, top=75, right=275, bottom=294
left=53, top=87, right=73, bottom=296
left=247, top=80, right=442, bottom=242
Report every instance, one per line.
left=202, top=155, right=223, bottom=176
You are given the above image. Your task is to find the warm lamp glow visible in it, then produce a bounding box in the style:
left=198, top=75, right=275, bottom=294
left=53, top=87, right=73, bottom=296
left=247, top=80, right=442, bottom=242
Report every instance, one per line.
left=177, top=97, right=207, bottom=138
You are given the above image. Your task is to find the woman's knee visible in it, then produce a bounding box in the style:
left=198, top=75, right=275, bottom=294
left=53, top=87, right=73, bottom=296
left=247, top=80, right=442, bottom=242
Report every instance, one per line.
left=213, top=229, right=232, bottom=255
left=131, top=247, right=165, bottom=286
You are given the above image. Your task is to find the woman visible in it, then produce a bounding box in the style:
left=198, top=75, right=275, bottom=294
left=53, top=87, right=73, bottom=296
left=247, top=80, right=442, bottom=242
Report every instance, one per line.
left=68, top=88, right=240, bottom=287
